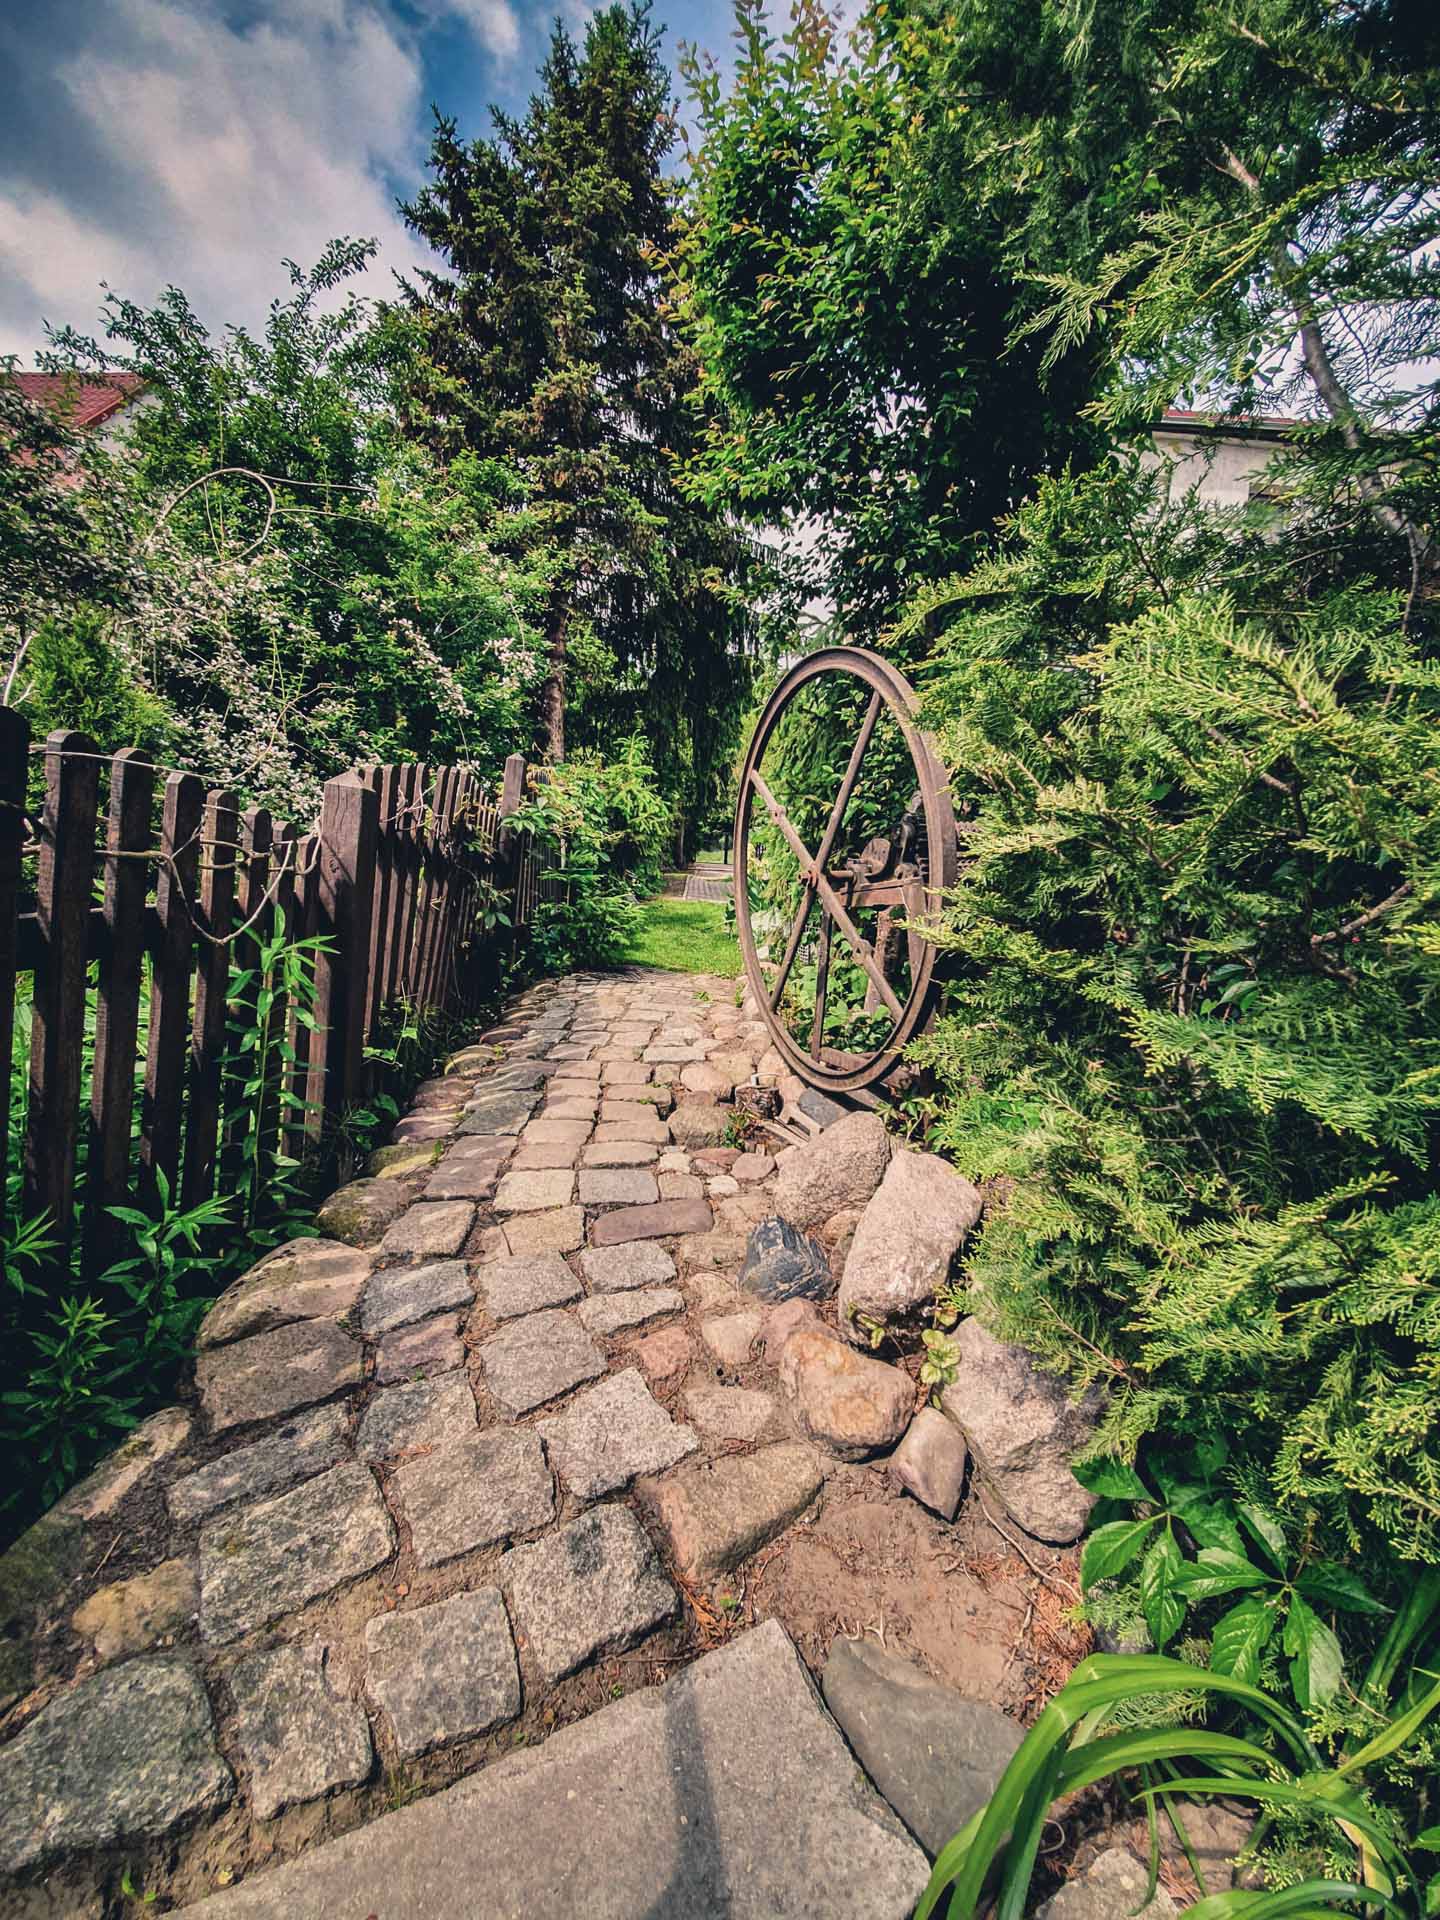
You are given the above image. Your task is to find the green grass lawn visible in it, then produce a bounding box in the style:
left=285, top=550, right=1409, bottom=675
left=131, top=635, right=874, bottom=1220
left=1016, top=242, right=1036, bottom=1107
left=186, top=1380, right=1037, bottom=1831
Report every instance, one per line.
left=622, top=897, right=741, bottom=976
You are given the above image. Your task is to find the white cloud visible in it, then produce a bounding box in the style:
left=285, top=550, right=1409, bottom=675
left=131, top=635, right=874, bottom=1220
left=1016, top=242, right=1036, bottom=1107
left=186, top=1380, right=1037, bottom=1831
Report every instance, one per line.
left=0, top=0, right=507, bottom=360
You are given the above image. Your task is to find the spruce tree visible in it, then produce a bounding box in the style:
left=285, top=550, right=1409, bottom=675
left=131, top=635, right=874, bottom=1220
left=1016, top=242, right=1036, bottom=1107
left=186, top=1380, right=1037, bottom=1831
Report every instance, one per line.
left=398, top=1, right=751, bottom=796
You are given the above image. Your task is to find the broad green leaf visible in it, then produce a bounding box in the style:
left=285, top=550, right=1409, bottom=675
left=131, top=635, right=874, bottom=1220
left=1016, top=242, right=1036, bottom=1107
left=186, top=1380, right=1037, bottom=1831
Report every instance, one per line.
left=1140, top=1528, right=1186, bottom=1649
left=1210, top=1595, right=1278, bottom=1685
left=1081, top=1516, right=1158, bottom=1588
left=1073, top=1458, right=1149, bottom=1501
left=1174, top=1548, right=1271, bottom=1601
left=1295, top=1565, right=1390, bottom=1617
left=1238, top=1503, right=1289, bottom=1573
left=1284, top=1595, right=1343, bottom=1710
left=1171, top=1489, right=1248, bottom=1557
left=1415, top=1827, right=1440, bottom=1852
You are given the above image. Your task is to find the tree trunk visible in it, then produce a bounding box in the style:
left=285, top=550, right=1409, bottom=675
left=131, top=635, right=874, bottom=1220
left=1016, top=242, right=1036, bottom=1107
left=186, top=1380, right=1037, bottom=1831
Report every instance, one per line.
left=536, top=590, right=567, bottom=762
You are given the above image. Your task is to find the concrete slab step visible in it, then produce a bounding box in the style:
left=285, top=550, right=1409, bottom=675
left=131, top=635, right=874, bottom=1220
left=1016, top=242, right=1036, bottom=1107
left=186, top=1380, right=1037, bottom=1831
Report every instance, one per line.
left=181, top=1620, right=928, bottom=1920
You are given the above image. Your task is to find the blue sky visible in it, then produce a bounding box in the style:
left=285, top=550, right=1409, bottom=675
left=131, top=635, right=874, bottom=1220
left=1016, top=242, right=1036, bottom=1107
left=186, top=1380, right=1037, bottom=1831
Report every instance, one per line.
left=0, top=0, right=747, bottom=361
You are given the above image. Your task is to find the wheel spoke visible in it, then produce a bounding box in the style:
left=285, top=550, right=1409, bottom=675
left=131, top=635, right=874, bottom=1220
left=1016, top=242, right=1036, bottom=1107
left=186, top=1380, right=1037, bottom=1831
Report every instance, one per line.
left=748, top=768, right=905, bottom=1022
left=765, top=691, right=880, bottom=1013
left=810, top=909, right=833, bottom=1057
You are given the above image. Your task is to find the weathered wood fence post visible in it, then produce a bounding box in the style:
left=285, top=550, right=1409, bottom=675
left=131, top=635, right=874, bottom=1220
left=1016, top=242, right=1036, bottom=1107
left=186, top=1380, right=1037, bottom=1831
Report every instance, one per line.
left=310, top=773, right=379, bottom=1145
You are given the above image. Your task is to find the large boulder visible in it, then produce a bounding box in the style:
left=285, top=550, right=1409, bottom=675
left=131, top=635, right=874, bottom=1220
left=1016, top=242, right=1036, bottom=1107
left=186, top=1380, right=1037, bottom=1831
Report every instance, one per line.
left=777, top=1327, right=912, bottom=1461
left=820, top=1638, right=1023, bottom=1858
left=940, top=1319, right=1099, bottom=1544
left=772, top=1111, right=891, bottom=1230
left=838, top=1150, right=981, bottom=1337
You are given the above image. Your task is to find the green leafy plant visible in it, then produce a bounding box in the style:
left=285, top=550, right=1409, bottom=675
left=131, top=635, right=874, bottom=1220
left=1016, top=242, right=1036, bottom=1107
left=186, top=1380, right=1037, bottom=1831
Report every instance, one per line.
left=917, top=1653, right=1440, bottom=1920
left=1077, top=1447, right=1389, bottom=1708
left=919, top=1328, right=961, bottom=1393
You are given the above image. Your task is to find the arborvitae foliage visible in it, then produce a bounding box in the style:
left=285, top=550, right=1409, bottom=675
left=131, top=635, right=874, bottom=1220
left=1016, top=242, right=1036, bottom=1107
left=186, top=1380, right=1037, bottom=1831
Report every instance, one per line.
left=911, top=460, right=1440, bottom=1566
left=398, top=0, right=753, bottom=824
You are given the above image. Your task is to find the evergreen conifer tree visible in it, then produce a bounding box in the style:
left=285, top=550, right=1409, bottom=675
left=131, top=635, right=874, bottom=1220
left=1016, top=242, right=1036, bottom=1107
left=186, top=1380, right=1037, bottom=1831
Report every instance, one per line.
left=398, top=0, right=751, bottom=808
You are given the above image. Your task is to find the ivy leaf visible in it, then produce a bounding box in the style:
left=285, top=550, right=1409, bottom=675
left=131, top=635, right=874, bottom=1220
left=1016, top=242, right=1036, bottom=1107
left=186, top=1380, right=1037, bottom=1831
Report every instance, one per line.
left=1209, top=1595, right=1277, bottom=1684
left=1073, top=1458, right=1150, bottom=1501
left=1172, top=1548, right=1271, bottom=1601
left=1283, top=1593, right=1344, bottom=1709
left=1139, top=1527, right=1187, bottom=1649
left=1295, top=1564, right=1391, bottom=1616
left=1080, top=1517, right=1158, bottom=1588
left=1237, top=1502, right=1288, bottom=1573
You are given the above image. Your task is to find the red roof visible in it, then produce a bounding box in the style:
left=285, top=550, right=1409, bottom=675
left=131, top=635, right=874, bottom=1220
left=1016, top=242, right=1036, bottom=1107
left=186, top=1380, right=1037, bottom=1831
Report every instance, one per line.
left=1159, top=406, right=1302, bottom=434
left=10, top=371, right=145, bottom=429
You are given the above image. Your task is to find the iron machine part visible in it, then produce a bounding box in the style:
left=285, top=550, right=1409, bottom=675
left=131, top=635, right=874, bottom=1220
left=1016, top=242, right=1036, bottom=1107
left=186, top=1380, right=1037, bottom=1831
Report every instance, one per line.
left=732, top=647, right=958, bottom=1096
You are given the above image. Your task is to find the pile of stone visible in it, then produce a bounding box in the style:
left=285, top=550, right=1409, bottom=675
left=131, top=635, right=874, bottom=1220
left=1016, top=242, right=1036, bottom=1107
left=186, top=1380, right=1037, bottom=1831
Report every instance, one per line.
left=742, top=1105, right=1098, bottom=1547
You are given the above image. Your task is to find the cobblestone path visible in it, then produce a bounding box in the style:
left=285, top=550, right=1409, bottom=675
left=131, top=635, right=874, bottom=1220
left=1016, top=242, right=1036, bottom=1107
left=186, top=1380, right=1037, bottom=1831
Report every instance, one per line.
left=3, top=967, right=982, bottom=1917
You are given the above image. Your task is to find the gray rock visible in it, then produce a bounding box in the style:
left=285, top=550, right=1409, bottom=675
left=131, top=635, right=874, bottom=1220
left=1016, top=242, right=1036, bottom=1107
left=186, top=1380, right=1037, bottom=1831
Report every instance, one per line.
left=576, top=1287, right=686, bottom=1336
left=480, top=1252, right=582, bottom=1320
left=360, top=1258, right=473, bottom=1336
left=777, top=1328, right=912, bottom=1461
left=667, top=1104, right=731, bottom=1150
left=196, top=1318, right=362, bottom=1434
left=889, top=1407, right=968, bottom=1521
left=178, top=1620, right=927, bottom=1920
left=374, top=1313, right=465, bottom=1384
left=1037, top=1849, right=1178, bottom=1920
left=72, top=1558, right=197, bottom=1664
left=0, top=1657, right=231, bottom=1874
left=537, top=1368, right=698, bottom=1498
left=578, top=1241, right=677, bottom=1293
left=838, top=1149, right=982, bottom=1333
left=199, top=1240, right=371, bottom=1349
left=391, top=1430, right=555, bottom=1569
left=229, top=1642, right=372, bottom=1820
left=315, top=1178, right=410, bottom=1247
left=797, top=1087, right=851, bottom=1129
left=378, top=1200, right=476, bottom=1260
left=820, top=1638, right=1023, bottom=1857
left=167, top=1404, right=351, bottom=1524
left=494, top=1168, right=577, bottom=1213
left=577, top=1168, right=661, bottom=1206
left=365, top=1588, right=520, bottom=1758
left=1157, top=1800, right=1256, bottom=1896
left=0, top=1507, right=83, bottom=1710
left=479, top=1309, right=607, bottom=1417
left=198, top=1462, right=395, bottom=1644
left=682, top=1385, right=777, bottom=1446
left=940, top=1320, right=1099, bottom=1544
left=773, top=1110, right=891, bottom=1230
left=501, top=1506, right=677, bottom=1684
left=459, top=1088, right=541, bottom=1135
left=501, top=1205, right=584, bottom=1256
left=357, top=1372, right=475, bottom=1461
left=739, top=1216, right=832, bottom=1303
left=639, top=1442, right=824, bottom=1581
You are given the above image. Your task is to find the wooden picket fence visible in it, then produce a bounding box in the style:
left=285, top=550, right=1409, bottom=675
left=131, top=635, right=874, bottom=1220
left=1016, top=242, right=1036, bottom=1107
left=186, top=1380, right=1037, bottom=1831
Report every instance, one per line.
left=0, top=709, right=545, bottom=1273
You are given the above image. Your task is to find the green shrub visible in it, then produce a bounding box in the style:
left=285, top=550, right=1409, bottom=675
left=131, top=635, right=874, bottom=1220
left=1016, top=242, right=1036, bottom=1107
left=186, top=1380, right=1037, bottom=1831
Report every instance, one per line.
left=913, top=461, right=1440, bottom=1572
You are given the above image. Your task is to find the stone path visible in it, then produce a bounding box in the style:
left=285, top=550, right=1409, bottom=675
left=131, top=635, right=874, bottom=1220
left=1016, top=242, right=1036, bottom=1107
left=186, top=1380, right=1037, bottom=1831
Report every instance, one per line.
left=0, top=965, right=1090, bottom=1917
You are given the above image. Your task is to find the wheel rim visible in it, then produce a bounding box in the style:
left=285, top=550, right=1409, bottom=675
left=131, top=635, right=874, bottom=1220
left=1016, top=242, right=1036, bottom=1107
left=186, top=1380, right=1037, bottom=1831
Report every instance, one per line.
left=732, top=646, right=957, bottom=1095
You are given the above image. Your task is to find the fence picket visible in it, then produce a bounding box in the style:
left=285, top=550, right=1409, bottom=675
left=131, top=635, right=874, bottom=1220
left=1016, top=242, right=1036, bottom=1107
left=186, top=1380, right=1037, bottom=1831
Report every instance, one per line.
left=87, top=748, right=156, bottom=1253
left=24, top=731, right=101, bottom=1255
left=140, top=771, right=204, bottom=1211
left=0, top=706, right=30, bottom=1235
left=313, top=775, right=378, bottom=1140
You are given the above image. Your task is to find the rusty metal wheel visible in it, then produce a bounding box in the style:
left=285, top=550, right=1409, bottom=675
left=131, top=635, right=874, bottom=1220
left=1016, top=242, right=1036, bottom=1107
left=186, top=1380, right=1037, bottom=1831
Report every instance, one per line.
left=733, top=646, right=958, bottom=1095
